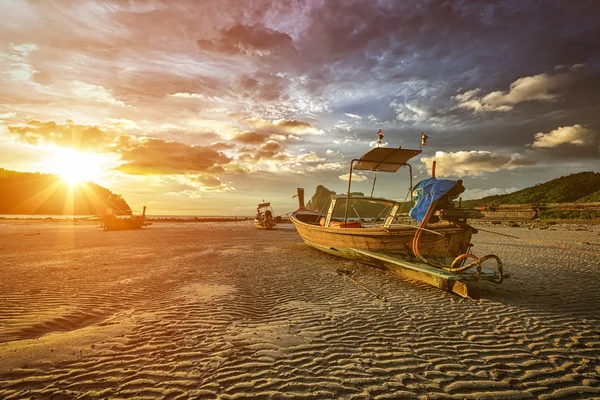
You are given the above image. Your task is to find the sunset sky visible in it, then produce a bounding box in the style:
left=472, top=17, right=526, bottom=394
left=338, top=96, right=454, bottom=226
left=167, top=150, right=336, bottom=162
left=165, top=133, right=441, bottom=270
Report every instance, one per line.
left=1, top=0, right=599, bottom=215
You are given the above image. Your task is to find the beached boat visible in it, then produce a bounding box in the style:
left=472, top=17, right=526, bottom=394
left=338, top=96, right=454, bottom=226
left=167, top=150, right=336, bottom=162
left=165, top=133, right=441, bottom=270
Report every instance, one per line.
left=254, top=202, right=276, bottom=230
left=291, top=146, right=504, bottom=297
left=101, top=206, right=151, bottom=231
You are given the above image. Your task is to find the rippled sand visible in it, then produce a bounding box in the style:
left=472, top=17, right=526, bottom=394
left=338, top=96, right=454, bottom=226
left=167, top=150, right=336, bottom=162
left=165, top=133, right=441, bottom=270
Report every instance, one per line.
left=1, top=221, right=599, bottom=399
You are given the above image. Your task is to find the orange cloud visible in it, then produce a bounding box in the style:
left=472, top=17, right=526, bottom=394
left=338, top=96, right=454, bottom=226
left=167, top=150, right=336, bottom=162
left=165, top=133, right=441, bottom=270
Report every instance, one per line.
left=7, top=120, right=115, bottom=150
left=116, top=138, right=231, bottom=175
left=197, top=23, right=294, bottom=57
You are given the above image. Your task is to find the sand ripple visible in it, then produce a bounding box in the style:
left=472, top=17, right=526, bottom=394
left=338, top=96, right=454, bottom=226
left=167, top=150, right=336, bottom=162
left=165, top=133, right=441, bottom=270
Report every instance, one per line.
left=0, top=223, right=599, bottom=398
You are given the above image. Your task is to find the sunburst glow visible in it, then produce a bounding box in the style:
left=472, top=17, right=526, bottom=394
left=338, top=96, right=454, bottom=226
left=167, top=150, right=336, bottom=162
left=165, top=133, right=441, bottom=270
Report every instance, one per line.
left=44, top=148, right=107, bottom=185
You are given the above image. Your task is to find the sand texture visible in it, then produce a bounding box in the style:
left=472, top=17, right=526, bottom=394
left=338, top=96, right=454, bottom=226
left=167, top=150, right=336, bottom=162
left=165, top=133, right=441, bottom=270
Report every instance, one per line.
left=1, top=221, right=599, bottom=399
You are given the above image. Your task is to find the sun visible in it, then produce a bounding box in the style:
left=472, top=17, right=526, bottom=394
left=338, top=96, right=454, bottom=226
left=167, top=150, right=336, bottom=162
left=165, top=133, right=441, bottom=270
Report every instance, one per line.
left=45, top=148, right=106, bottom=185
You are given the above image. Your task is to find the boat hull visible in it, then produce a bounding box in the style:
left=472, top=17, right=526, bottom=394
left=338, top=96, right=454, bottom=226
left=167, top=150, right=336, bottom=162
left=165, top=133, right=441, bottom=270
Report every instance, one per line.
left=254, top=219, right=275, bottom=230
left=291, top=214, right=473, bottom=263
left=290, top=214, right=503, bottom=298
left=102, top=215, right=147, bottom=231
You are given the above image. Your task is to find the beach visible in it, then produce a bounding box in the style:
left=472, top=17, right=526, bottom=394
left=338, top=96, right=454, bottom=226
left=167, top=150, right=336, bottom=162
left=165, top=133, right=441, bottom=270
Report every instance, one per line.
left=0, top=221, right=599, bottom=399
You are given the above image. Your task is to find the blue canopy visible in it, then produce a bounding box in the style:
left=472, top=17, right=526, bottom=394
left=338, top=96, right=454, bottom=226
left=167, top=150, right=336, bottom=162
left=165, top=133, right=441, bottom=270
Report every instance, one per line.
left=409, top=178, right=458, bottom=223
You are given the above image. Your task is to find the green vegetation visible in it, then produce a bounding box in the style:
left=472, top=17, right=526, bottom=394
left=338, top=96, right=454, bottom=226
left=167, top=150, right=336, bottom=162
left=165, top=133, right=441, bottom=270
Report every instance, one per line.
left=576, top=191, right=600, bottom=203
left=0, top=168, right=131, bottom=215
left=538, top=209, right=600, bottom=220
left=461, top=172, right=600, bottom=208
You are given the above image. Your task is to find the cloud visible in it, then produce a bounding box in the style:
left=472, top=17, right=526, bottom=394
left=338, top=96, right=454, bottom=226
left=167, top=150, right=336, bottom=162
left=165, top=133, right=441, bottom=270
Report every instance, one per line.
left=7, top=120, right=115, bottom=150
left=334, top=120, right=352, bottom=131
left=454, top=71, right=574, bottom=112
left=308, top=162, right=345, bottom=172
left=116, top=138, right=231, bottom=175
left=196, top=23, right=294, bottom=57
left=71, top=81, right=127, bottom=107
left=462, top=187, right=520, bottom=200
left=244, top=117, right=321, bottom=135
left=2, top=43, right=39, bottom=82
left=345, top=113, right=361, bottom=119
left=420, top=151, right=533, bottom=177
left=232, top=131, right=271, bottom=144
left=391, top=101, right=428, bottom=122
left=170, top=92, right=206, bottom=99
left=186, top=174, right=236, bottom=193
left=339, top=172, right=368, bottom=182
left=532, top=124, right=595, bottom=148
left=238, top=140, right=288, bottom=163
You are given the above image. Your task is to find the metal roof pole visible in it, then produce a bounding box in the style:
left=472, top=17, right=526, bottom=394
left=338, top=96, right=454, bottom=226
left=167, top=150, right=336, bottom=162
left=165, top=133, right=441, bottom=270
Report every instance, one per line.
left=344, top=160, right=356, bottom=226
left=408, top=164, right=413, bottom=202
left=370, top=171, right=377, bottom=198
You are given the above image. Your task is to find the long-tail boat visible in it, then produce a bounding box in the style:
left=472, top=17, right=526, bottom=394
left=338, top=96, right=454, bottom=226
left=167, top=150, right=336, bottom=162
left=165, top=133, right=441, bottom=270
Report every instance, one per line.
left=101, top=206, right=151, bottom=231
left=290, top=146, right=504, bottom=298
left=254, top=202, right=276, bottom=230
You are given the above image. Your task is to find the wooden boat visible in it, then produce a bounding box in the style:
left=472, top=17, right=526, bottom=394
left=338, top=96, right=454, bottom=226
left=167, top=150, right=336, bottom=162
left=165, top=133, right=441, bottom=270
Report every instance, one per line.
left=101, top=206, right=151, bottom=231
left=292, top=187, right=321, bottom=223
left=291, top=147, right=504, bottom=298
left=254, top=202, right=276, bottom=230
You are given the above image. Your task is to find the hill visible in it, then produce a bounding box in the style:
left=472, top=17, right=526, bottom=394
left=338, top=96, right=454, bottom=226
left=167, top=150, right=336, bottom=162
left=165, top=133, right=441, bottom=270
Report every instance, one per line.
left=461, top=172, right=600, bottom=208
left=0, top=168, right=131, bottom=215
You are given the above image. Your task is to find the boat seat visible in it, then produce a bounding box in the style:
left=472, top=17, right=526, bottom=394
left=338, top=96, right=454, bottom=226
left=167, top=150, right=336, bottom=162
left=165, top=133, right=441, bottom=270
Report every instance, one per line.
left=319, top=217, right=362, bottom=228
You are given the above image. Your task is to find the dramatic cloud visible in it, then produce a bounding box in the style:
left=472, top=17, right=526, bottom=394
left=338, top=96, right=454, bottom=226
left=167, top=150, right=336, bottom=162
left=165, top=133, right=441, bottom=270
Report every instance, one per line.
left=116, top=138, right=231, bottom=175
left=421, top=151, right=533, bottom=177
left=532, top=124, right=595, bottom=148
left=7, top=120, right=115, bottom=150
left=238, top=140, right=288, bottom=163
left=196, top=23, right=294, bottom=57
left=1, top=1, right=599, bottom=213
left=232, top=131, right=271, bottom=145
left=244, top=118, right=321, bottom=135
left=455, top=71, right=574, bottom=112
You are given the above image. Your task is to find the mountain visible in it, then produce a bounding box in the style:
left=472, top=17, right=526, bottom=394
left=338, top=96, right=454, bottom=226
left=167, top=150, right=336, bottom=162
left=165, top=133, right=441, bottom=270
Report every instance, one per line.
left=0, top=168, right=131, bottom=215
left=461, top=172, right=600, bottom=207
left=306, top=185, right=401, bottom=219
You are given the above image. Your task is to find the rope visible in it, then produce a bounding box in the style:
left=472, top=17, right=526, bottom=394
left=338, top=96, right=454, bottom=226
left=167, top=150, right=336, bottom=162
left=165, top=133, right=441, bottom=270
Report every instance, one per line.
left=476, top=227, right=600, bottom=257
left=337, top=269, right=387, bottom=303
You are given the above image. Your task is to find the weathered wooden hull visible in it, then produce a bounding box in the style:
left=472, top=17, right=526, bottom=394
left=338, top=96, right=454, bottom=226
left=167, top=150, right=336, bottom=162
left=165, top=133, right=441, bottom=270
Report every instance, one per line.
left=290, top=214, right=503, bottom=297
left=102, top=215, right=147, bottom=231
left=291, top=215, right=473, bottom=263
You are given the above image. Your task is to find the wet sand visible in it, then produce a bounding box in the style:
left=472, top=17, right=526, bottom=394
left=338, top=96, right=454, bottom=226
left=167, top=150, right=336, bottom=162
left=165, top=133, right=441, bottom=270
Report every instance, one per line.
left=0, top=221, right=599, bottom=399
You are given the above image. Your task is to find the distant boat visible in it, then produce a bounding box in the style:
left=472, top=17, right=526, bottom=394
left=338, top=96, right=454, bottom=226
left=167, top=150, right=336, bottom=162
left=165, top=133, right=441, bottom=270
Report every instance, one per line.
left=101, top=206, right=151, bottom=231
left=291, top=146, right=503, bottom=298
left=254, top=202, right=276, bottom=230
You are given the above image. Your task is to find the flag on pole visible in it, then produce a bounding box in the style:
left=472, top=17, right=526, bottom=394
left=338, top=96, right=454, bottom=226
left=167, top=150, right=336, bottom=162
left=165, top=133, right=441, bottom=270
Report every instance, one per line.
left=377, top=129, right=384, bottom=146
left=420, top=132, right=429, bottom=147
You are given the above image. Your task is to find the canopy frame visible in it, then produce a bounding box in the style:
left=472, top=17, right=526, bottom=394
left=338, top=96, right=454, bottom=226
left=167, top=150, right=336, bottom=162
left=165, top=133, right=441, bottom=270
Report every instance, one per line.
left=343, top=147, right=421, bottom=226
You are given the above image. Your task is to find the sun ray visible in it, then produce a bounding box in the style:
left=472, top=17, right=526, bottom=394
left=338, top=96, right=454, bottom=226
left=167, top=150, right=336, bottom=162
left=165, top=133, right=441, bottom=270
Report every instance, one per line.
left=43, top=148, right=107, bottom=186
